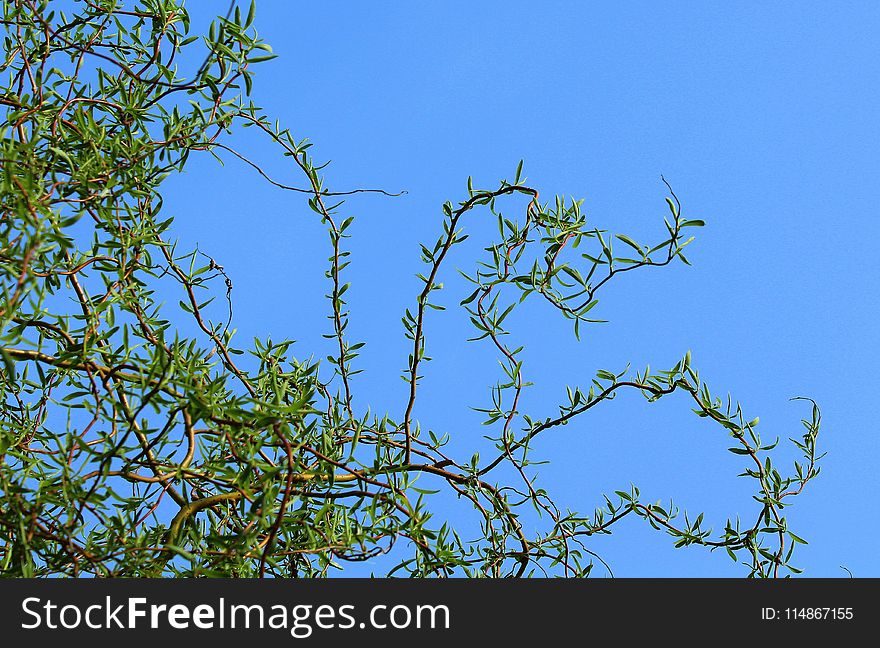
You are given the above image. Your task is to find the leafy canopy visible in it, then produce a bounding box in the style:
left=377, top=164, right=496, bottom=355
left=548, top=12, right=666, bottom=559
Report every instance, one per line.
left=0, top=0, right=821, bottom=577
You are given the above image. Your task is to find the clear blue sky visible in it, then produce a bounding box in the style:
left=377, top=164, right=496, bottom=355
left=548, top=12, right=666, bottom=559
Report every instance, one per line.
left=162, top=1, right=879, bottom=576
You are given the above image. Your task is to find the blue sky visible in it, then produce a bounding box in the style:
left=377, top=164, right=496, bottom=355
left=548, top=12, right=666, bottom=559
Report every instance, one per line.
left=161, top=1, right=879, bottom=576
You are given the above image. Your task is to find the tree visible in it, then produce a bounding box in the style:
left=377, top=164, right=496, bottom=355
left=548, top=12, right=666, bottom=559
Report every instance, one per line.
left=0, top=0, right=822, bottom=578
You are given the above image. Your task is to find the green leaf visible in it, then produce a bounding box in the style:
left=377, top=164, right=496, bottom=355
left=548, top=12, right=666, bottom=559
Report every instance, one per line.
left=615, top=234, right=642, bottom=253
left=0, top=348, right=16, bottom=384
left=460, top=288, right=480, bottom=306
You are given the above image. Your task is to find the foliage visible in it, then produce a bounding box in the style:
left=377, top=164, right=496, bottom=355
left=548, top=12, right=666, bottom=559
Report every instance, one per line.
left=0, top=0, right=822, bottom=577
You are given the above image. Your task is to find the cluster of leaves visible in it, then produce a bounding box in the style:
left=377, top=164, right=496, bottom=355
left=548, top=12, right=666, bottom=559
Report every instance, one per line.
left=0, top=0, right=821, bottom=577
